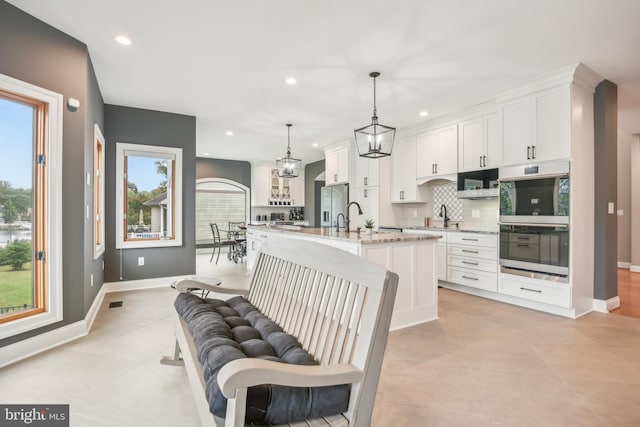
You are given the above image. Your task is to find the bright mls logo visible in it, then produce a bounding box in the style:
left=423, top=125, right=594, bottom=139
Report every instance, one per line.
left=0, top=405, right=69, bottom=426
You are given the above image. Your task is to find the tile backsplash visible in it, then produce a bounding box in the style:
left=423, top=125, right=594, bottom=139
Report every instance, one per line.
left=432, top=182, right=464, bottom=221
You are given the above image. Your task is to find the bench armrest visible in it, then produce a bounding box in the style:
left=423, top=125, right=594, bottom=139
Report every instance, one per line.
left=217, top=358, right=363, bottom=398
left=174, top=278, right=249, bottom=297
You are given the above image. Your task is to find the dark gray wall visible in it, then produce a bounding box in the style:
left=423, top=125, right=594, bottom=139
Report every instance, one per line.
left=104, top=105, right=196, bottom=282
left=305, top=160, right=325, bottom=227
left=593, top=80, right=618, bottom=300
left=0, top=1, right=104, bottom=345
left=196, top=158, right=251, bottom=188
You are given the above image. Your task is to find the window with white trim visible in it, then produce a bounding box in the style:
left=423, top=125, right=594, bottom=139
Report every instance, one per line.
left=93, top=124, right=105, bottom=259
left=115, top=143, right=183, bottom=249
left=0, top=73, right=63, bottom=339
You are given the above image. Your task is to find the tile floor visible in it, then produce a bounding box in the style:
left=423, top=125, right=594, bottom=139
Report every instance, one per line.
left=1, top=253, right=639, bottom=426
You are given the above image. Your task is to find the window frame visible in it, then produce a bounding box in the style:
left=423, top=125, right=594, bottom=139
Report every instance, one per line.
left=115, top=143, right=183, bottom=249
left=0, top=73, right=63, bottom=339
left=93, top=124, right=105, bottom=259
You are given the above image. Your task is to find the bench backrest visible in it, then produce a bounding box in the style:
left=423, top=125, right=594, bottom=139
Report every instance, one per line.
left=247, top=238, right=398, bottom=427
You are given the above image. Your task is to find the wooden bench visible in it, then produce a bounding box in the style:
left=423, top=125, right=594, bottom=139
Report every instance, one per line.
left=168, top=238, right=398, bottom=427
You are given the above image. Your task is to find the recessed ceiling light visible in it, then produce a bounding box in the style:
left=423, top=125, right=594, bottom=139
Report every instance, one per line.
left=285, top=77, right=297, bottom=85
left=419, top=111, right=429, bottom=117
left=203, top=152, right=209, bottom=156
left=312, top=143, right=318, bottom=147
left=114, top=35, right=132, bottom=46
left=226, top=131, right=234, bottom=136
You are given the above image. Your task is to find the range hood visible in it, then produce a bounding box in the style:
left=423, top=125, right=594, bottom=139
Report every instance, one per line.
left=457, top=168, right=499, bottom=199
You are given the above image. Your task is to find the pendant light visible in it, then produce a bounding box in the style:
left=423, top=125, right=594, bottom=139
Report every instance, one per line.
left=354, top=71, right=396, bottom=158
left=276, top=123, right=302, bottom=178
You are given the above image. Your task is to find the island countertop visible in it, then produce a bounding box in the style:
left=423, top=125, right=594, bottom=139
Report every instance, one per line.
left=246, top=225, right=441, bottom=245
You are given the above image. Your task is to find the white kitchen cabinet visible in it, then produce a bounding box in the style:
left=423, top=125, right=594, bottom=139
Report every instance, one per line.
left=459, top=113, right=503, bottom=171
left=251, top=165, right=272, bottom=206
left=416, top=125, right=458, bottom=179
left=246, top=229, right=270, bottom=270
left=355, top=155, right=380, bottom=188
left=251, top=165, right=304, bottom=206
left=446, top=232, right=498, bottom=292
left=290, top=169, right=305, bottom=206
left=403, top=229, right=447, bottom=281
left=391, top=137, right=422, bottom=203
left=498, top=273, right=571, bottom=308
left=353, top=186, right=379, bottom=231
left=502, top=85, right=571, bottom=166
left=325, top=146, right=349, bottom=185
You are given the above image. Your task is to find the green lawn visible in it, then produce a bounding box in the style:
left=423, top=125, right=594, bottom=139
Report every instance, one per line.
left=0, top=263, right=33, bottom=308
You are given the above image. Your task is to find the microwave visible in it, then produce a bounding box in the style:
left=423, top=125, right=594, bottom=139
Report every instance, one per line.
left=499, top=161, right=569, bottom=225
left=457, top=168, right=499, bottom=199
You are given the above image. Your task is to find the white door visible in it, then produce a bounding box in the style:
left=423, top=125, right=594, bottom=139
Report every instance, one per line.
left=534, top=85, right=571, bottom=162
left=484, top=112, right=503, bottom=168
left=459, top=118, right=484, bottom=171
left=502, top=97, right=532, bottom=165
left=416, top=132, right=437, bottom=178
left=435, top=125, right=458, bottom=176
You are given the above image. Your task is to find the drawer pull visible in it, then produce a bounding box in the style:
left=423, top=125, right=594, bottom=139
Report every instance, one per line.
left=520, top=287, right=542, bottom=293
left=462, top=249, right=479, bottom=254
left=516, top=236, right=530, bottom=240
left=462, top=238, right=479, bottom=241
left=462, top=261, right=478, bottom=266
left=462, top=275, right=478, bottom=281
left=516, top=243, right=530, bottom=247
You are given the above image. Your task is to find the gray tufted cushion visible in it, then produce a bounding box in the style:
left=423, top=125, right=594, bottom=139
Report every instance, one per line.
left=174, top=293, right=350, bottom=424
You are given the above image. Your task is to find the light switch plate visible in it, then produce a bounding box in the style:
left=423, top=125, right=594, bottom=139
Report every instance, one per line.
left=617, top=209, right=624, bottom=216
left=472, top=209, right=480, bottom=218
left=608, top=202, right=615, bottom=214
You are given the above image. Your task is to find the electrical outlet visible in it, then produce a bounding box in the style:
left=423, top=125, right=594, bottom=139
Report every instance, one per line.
left=102, top=261, right=105, bottom=270
left=90, top=274, right=94, bottom=287
left=617, top=209, right=624, bottom=216
left=471, top=209, right=480, bottom=218
left=138, top=257, right=144, bottom=266
left=413, top=210, right=418, bottom=217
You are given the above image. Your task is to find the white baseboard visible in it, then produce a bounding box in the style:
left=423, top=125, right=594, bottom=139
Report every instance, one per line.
left=592, top=296, right=621, bottom=313
left=617, top=262, right=631, bottom=269
left=103, top=274, right=193, bottom=293
left=85, top=285, right=106, bottom=332
left=630, top=265, right=640, bottom=273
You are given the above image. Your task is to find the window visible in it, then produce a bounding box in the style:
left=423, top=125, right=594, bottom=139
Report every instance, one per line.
left=93, top=124, right=105, bottom=259
left=116, top=143, right=183, bottom=249
left=0, top=73, right=63, bottom=338
left=195, top=179, right=249, bottom=247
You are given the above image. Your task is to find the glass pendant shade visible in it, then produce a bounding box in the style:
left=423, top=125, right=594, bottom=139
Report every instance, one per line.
left=354, top=71, right=396, bottom=158
left=276, top=124, right=302, bottom=178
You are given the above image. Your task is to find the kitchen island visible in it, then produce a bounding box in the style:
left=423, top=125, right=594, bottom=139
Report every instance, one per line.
left=246, top=226, right=441, bottom=330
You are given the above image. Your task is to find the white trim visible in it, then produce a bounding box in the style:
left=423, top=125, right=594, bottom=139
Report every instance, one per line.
left=618, top=262, right=631, bottom=269
left=196, top=177, right=250, bottom=226
left=592, top=296, right=621, bottom=313
left=85, top=285, right=106, bottom=332
left=0, top=72, right=64, bottom=340
left=93, top=123, right=106, bottom=259
left=630, top=265, right=640, bottom=273
left=103, top=274, right=193, bottom=293
left=115, top=143, right=183, bottom=249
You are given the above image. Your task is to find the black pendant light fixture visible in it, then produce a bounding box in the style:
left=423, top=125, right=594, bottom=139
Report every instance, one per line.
left=276, top=123, right=302, bottom=178
left=354, top=71, right=396, bottom=158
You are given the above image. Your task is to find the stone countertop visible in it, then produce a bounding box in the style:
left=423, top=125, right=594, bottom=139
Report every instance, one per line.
left=246, top=225, right=441, bottom=245
left=396, top=226, right=499, bottom=235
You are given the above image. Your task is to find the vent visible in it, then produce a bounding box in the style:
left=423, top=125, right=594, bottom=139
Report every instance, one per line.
left=108, top=301, right=123, bottom=308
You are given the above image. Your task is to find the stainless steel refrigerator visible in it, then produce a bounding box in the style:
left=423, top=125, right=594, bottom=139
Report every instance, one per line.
left=320, top=184, right=348, bottom=227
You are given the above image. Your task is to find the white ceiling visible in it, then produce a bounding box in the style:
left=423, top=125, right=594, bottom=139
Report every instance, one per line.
left=8, top=0, right=640, bottom=165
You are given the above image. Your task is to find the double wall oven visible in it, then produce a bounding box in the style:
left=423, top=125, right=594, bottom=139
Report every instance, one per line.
left=498, top=161, right=570, bottom=282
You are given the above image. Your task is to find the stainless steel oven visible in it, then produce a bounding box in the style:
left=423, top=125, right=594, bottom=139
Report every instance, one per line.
left=499, top=160, right=569, bottom=225
left=499, top=224, right=569, bottom=278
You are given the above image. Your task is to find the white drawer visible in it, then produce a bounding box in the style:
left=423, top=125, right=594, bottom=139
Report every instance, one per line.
left=448, top=255, right=497, bottom=273
left=447, top=232, right=497, bottom=248
left=447, top=244, right=497, bottom=260
left=498, top=274, right=571, bottom=308
left=447, top=267, right=497, bottom=292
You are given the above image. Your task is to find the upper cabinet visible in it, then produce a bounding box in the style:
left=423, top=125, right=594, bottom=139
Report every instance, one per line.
left=416, top=125, right=458, bottom=179
left=251, top=164, right=305, bottom=206
left=391, top=136, right=422, bottom=203
left=502, top=85, right=571, bottom=165
left=354, top=155, right=380, bottom=188
left=458, top=112, right=503, bottom=171
left=325, top=146, right=349, bottom=186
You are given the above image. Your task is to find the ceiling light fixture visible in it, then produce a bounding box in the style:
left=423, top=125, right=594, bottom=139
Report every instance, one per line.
left=354, top=71, right=395, bottom=158
left=225, top=130, right=234, bottom=136
left=285, top=77, right=297, bottom=85
left=203, top=152, right=209, bottom=156
left=312, top=143, right=318, bottom=147
left=419, top=111, right=429, bottom=117
left=276, top=124, right=302, bottom=178
left=114, top=35, right=132, bottom=46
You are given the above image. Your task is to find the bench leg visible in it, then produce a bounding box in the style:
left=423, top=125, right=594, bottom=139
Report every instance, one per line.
left=160, top=339, right=184, bottom=366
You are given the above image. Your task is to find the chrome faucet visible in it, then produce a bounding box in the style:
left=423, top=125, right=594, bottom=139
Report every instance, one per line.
left=346, top=201, right=363, bottom=232
left=336, top=213, right=346, bottom=232
left=440, top=204, right=450, bottom=228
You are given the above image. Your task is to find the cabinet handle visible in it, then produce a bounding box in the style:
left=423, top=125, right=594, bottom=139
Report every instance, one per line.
left=480, top=156, right=483, bottom=168
left=531, top=145, right=536, bottom=159
left=252, top=241, right=255, bottom=250
left=462, top=249, right=479, bottom=254
left=400, top=190, right=405, bottom=200
left=435, top=163, right=438, bottom=174
left=462, top=238, right=478, bottom=241
left=432, top=164, right=435, bottom=174
left=483, top=155, right=487, bottom=167
left=520, top=286, right=542, bottom=293
left=364, top=177, right=368, bottom=186
left=527, top=146, right=531, bottom=160
left=516, top=243, right=530, bottom=247
left=462, top=275, right=478, bottom=281
left=516, top=236, right=530, bottom=241
left=462, top=261, right=479, bottom=266
left=334, top=174, right=338, bottom=182
left=364, top=189, right=368, bottom=198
